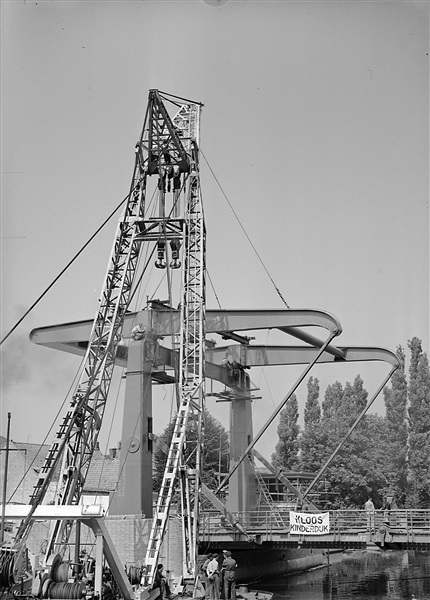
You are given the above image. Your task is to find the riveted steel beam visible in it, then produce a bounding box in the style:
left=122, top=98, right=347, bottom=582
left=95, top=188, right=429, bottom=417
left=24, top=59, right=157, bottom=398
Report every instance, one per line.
left=30, top=308, right=343, bottom=357
left=206, top=345, right=399, bottom=369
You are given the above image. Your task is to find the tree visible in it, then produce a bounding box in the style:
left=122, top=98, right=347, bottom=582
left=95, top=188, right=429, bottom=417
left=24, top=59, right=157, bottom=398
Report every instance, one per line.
left=153, top=410, right=229, bottom=492
left=319, top=381, right=344, bottom=461
left=318, top=376, right=386, bottom=507
left=382, top=345, right=408, bottom=505
left=301, top=377, right=324, bottom=472
left=304, top=376, right=321, bottom=425
left=336, top=375, right=368, bottom=429
left=362, top=413, right=391, bottom=506
left=271, top=394, right=300, bottom=470
left=407, top=337, right=430, bottom=508
left=322, top=381, right=343, bottom=421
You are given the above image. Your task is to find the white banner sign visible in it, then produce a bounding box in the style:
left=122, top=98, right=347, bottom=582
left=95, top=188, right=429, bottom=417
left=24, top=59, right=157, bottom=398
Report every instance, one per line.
left=289, top=511, right=330, bottom=535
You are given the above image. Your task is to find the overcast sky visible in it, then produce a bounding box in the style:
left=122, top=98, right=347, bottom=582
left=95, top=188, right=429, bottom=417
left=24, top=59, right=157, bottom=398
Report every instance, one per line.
left=1, top=1, right=428, bottom=462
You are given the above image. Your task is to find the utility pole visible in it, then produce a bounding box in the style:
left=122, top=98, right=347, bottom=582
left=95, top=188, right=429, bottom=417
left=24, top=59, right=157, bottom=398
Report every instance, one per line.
left=1, top=412, right=11, bottom=543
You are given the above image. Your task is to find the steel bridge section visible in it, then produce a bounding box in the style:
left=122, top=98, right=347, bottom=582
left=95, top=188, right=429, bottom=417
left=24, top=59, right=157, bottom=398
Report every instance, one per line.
left=30, top=308, right=343, bottom=356
left=198, top=509, right=430, bottom=550
left=30, top=306, right=399, bottom=520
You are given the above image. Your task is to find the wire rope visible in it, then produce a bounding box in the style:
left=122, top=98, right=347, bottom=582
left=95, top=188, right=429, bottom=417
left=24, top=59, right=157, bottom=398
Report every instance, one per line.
left=207, top=270, right=222, bottom=310
left=200, top=149, right=290, bottom=309
left=127, top=186, right=159, bottom=313
left=0, top=191, right=132, bottom=347
left=5, top=180, right=154, bottom=501
left=6, top=357, right=85, bottom=503
left=93, top=364, right=125, bottom=500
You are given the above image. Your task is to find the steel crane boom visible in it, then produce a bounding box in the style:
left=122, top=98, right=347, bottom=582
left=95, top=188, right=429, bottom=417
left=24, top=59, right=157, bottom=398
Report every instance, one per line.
left=143, top=98, right=206, bottom=587
left=15, top=135, right=148, bottom=552
left=14, top=91, right=205, bottom=576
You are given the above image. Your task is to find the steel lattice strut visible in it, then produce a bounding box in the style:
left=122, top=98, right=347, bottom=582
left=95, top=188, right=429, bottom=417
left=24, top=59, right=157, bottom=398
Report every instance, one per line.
left=144, top=98, right=206, bottom=587
left=15, top=92, right=205, bottom=581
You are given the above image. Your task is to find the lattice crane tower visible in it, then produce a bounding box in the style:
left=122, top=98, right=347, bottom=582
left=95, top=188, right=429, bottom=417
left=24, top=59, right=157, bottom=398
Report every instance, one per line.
left=143, top=95, right=206, bottom=586
left=14, top=91, right=205, bottom=581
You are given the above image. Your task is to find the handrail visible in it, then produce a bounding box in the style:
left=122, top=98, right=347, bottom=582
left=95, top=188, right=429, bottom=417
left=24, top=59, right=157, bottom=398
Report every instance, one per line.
left=200, top=509, right=430, bottom=538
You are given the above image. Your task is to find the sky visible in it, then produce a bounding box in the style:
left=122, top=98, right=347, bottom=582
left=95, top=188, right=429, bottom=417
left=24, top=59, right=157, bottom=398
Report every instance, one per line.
left=1, top=0, right=429, bottom=465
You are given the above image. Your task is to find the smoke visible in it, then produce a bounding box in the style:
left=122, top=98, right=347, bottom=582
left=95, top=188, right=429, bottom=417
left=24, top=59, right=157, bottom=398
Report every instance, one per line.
left=1, top=322, right=80, bottom=443
left=1, top=330, right=76, bottom=388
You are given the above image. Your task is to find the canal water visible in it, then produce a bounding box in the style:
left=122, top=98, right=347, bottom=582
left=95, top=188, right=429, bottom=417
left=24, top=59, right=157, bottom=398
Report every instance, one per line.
left=258, top=549, right=430, bottom=600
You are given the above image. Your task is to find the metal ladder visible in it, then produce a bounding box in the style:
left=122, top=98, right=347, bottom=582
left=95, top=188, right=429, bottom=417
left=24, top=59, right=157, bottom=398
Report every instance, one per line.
left=255, top=470, right=286, bottom=528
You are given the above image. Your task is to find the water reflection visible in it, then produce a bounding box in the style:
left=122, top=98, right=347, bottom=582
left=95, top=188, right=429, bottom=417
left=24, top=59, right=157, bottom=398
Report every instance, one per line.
left=260, top=549, right=430, bottom=600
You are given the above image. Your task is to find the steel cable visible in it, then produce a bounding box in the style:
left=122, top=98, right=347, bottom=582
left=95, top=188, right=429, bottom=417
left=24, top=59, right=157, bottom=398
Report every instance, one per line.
left=200, top=149, right=290, bottom=309
left=0, top=186, right=136, bottom=346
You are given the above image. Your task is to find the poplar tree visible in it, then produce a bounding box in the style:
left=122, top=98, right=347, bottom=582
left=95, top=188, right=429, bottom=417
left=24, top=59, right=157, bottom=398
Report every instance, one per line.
left=271, top=393, right=300, bottom=470
left=304, top=376, right=321, bottom=425
left=382, top=345, right=408, bottom=505
left=320, top=381, right=344, bottom=459
left=337, top=375, right=368, bottom=429
left=407, top=337, right=430, bottom=508
left=322, top=381, right=343, bottom=421
left=301, top=377, right=324, bottom=472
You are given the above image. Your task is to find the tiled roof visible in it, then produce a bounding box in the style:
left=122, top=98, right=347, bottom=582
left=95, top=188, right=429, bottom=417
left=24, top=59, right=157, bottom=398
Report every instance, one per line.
left=84, top=448, right=119, bottom=492
left=0, top=437, right=120, bottom=499
left=0, top=437, right=43, bottom=503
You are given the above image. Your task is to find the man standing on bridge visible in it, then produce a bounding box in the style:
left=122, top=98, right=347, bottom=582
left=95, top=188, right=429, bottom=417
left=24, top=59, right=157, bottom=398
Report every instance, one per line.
left=364, top=497, right=375, bottom=531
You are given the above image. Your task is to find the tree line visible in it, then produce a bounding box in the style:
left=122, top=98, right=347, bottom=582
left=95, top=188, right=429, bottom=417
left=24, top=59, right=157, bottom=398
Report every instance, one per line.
left=272, top=337, right=430, bottom=509
left=153, top=337, right=429, bottom=511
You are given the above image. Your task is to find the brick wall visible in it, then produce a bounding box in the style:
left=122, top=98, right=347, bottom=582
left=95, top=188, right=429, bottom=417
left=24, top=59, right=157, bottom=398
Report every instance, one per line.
left=21, top=514, right=184, bottom=583
left=104, top=515, right=184, bottom=580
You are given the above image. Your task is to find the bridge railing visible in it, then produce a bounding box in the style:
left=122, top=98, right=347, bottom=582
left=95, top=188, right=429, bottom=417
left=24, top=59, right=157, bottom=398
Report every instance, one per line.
left=199, top=509, right=430, bottom=540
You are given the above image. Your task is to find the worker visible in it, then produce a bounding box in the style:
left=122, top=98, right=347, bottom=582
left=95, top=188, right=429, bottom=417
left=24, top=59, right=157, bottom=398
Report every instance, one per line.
left=152, top=564, right=171, bottom=599
left=221, top=358, right=233, bottom=383
left=364, top=497, right=375, bottom=531
left=201, top=555, right=211, bottom=596
left=231, top=361, right=241, bottom=382
left=221, top=550, right=237, bottom=600
left=206, top=553, right=220, bottom=600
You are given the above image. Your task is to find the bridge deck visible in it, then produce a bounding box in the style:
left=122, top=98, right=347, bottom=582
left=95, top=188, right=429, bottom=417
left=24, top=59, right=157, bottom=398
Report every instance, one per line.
left=200, top=509, right=430, bottom=550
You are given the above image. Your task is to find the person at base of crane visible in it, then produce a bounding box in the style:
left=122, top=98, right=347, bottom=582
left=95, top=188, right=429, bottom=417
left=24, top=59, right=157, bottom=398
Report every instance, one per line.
left=201, top=555, right=211, bottom=597
left=152, top=564, right=172, bottom=599
left=221, top=551, right=237, bottom=600
left=364, top=497, right=375, bottom=532
left=206, top=554, right=220, bottom=600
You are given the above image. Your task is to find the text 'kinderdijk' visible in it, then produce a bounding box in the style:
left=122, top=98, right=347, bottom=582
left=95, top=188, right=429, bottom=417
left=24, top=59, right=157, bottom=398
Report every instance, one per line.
left=289, top=512, right=330, bottom=535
